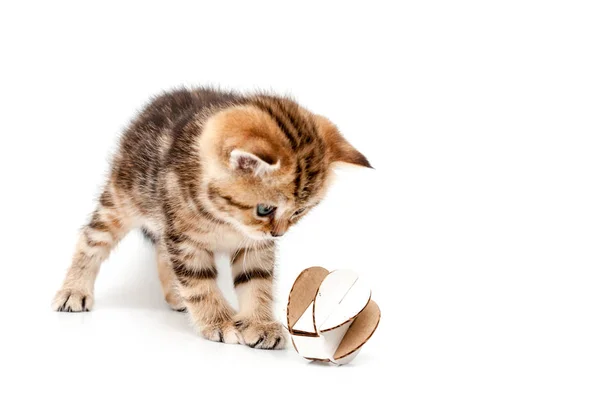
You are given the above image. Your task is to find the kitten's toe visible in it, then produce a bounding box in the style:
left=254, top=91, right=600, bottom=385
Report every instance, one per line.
left=201, top=321, right=240, bottom=344
left=52, top=288, right=93, bottom=312
left=235, top=319, right=287, bottom=350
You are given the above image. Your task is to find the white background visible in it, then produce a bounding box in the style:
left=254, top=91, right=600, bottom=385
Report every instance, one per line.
left=1, top=1, right=599, bottom=399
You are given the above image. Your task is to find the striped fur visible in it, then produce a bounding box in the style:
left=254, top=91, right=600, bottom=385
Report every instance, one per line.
left=52, top=87, right=370, bottom=349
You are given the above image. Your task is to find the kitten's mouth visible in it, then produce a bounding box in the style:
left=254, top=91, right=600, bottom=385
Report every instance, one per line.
left=259, top=232, right=277, bottom=241
left=248, top=231, right=278, bottom=242
left=235, top=225, right=274, bottom=242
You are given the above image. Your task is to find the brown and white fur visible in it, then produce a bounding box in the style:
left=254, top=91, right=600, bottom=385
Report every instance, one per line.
left=52, top=87, right=371, bottom=349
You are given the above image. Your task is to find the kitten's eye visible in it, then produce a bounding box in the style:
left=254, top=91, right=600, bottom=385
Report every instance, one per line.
left=256, top=204, right=276, bottom=217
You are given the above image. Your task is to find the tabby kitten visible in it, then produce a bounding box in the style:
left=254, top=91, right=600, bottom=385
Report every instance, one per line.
left=52, top=87, right=371, bottom=349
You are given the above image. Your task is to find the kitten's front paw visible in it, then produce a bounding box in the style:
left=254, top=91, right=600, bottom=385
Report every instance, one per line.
left=201, top=320, right=241, bottom=345
left=52, top=288, right=93, bottom=312
left=234, top=318, right=287, bottom=350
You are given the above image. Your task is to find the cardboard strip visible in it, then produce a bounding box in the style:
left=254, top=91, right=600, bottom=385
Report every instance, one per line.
left=333, top=299, right=380, bottom=361
left=293, top=301, right=317, bottom=334
left=290, top=334, right=328, bottom=360
left=312, top=270, right=360, bottom=333
left=317, top=274, right=371, bottom=333
left=286, top=266, right=329, bottom=333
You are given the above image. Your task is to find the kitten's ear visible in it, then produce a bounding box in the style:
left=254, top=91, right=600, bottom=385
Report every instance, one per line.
left=229, top=149, right=280, bottom=176
left=315, top=115, right=373, bottom=169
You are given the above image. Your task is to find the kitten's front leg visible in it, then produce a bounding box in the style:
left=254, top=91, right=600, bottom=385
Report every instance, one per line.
left=231, top=243, right=286, bottom=350
left=164, top=240, right=239, bottom=344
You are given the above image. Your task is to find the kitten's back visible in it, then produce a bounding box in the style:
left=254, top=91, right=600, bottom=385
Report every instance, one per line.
left=111, top=87, right=241, bottom=192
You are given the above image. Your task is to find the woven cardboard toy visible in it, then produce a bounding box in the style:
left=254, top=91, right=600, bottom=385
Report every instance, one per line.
left=286, top=267, right=380, bottom=365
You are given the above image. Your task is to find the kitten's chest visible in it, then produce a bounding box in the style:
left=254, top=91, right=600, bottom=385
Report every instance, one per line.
left=188, top=225, right=249, bottom=252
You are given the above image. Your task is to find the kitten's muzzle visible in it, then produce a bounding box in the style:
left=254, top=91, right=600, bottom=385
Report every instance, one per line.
left=270, top=219, right=289, bottom=238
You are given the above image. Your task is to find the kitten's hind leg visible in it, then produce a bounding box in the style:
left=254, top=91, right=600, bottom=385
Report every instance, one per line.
left=142, top=228, right=185, bottom=311
left=52, top=189, right=132, bottom=312
left=156, top=245, right=186, bottom=312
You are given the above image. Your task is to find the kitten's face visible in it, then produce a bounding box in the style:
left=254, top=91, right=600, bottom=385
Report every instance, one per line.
left=205, top=157, right=332, bottom=241
left=199, top=97, right=371, bottom=241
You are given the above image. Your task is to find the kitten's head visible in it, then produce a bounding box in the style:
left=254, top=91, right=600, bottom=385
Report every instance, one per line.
left=199, top=96, right=371, bottom=241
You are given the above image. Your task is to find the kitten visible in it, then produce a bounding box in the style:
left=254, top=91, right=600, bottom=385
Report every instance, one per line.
left=52, top=87, right=371, bottom=349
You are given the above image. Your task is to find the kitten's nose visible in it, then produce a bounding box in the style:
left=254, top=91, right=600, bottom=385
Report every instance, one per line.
left=271, top=220, right=289, bottom=237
